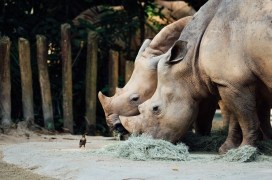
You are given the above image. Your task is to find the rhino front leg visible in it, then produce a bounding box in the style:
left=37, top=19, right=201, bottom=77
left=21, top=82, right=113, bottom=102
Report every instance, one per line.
left=258, top=100, right=272, bottom=140
left=218, top=84, right=260, bottom=151
left=218, top=113, right=242, bottom=154
left=194, top=96, right=218, bottom=136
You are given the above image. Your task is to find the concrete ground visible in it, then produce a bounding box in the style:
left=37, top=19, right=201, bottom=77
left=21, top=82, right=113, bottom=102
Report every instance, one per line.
left=1, top=133, right=272, bottom=180
left=1, top=113, right=272, bottom=180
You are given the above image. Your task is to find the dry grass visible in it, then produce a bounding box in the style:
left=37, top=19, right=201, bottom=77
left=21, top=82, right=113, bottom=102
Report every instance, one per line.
left=94, top=134, right=190, bottom=161
left=91, top=127, right=272, bottom=162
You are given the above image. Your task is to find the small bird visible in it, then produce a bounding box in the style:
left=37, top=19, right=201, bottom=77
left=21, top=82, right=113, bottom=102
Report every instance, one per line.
left=79, top=134, right=87, bottom=149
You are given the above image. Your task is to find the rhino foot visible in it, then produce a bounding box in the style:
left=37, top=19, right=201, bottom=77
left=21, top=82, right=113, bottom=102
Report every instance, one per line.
left=218, top=140, right=240, bottom=154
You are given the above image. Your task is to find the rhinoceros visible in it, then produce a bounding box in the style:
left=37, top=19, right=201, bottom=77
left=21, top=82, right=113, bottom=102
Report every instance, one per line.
left=119, top=0, right=272, bottom=153
left=98, top=16, right=192, bottom=131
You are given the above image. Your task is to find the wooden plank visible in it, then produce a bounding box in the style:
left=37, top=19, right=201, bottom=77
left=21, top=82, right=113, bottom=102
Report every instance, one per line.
left=125, top=61, right=134, bottom=83
left=85, top=31, right=98, bottom=135
left=61, top=23, right=73, bottom=134
left=108, top=50, right=119, bottom=96
left=0, top=36, right=11, bottom=128
left=18, top=38, right=34, bottom=125
left=36, top=35, right=55, bottom=131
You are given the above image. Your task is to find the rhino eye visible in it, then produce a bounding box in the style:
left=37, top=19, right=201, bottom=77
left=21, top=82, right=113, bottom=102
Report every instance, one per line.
left=129, top=94, right=140, bottom=104
left=132, top=96, right=139, bottom=101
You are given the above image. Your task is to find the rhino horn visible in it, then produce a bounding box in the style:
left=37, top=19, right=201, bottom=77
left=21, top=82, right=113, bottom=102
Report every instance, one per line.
left=135, top=39, right=152, bottom=60
left=149, top=16, right=192, bottom=53
left=115, top=87, right=122, bottom=93
left=98, top=91, right=111, bottom=109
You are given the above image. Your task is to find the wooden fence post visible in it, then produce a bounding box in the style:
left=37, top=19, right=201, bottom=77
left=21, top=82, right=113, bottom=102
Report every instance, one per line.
left=36, top=35, right=55, bottom=131
left=108, top=50, right=119, bottom=97
left=61, top=23, right=73, bottom=134
left=18, top=38, right=34, bottom=125
left=85, top=31, right=98, bottom=135
left=125, top=61, right=134, bottom=83
left=119, top=52, right=126, bottom=79
left=0, top=36, right=11, bottom=128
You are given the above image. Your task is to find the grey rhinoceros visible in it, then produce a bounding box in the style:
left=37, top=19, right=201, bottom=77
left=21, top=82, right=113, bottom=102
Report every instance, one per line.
left=98, top=16, right=193, bottom=131
left=119, top=0, right=272, bottom=153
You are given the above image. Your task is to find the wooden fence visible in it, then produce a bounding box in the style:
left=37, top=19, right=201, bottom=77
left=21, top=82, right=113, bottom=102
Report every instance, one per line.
left=0, top=23, right=134, bottom=134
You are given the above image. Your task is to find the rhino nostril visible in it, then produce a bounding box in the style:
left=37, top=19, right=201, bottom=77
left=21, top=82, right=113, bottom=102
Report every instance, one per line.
left=153, top=105, right=159, bottom=111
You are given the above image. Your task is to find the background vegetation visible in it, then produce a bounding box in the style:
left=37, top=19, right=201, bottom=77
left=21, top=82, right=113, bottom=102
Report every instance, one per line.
left=0, top=0, right=207, bottom=135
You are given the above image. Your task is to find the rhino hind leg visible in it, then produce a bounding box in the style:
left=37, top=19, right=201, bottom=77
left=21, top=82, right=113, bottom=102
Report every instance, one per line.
left=218, top=85, right=260, bottom=152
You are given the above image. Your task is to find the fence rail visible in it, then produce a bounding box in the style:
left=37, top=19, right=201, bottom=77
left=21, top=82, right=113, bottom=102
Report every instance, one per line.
left=0, top=25, right=135, bottom=134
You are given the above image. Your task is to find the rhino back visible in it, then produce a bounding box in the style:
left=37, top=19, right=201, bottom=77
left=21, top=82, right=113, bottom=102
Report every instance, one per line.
left=200, top=0, right=272, bottom=90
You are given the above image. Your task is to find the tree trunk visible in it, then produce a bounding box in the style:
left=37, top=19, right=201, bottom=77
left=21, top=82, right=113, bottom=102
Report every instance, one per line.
left=139, top=1, right=145, bottom=44
left=61, top=23, right=73, bottom=134
left=85, top=31, right=98, bottom=135
left=108, top=50, right=119, bottom=97
left=125, top=61, right=134, bottom=83
left=18, top=38, right=34, bottom=125
left=36, top=35, right=55, bottom=131
left=0, top=36, right=11, bottom=128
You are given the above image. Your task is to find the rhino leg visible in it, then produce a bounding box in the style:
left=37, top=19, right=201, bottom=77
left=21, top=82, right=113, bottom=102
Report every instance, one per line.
left=218, top=113, right=242, bottom=154
left=218, top=100, right=231, bottom=127
left=218, top=85, right=260, bottom=149
left=194, top=96, right=218, bottom=136
left=258, top=101, right=272, bottom=140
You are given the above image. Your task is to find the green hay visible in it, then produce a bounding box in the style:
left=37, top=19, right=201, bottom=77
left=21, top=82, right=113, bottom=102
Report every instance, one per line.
left=256, top=140, right=272, bottom=156
left=94, top=134, right=190, bottom=161
left=182, top=127, right=228, bottom=152
left=183, top=127, right=272, bottom=155
left=91, top=127, right=272, bottom=162
left=218, top=145, right=259, bottom=162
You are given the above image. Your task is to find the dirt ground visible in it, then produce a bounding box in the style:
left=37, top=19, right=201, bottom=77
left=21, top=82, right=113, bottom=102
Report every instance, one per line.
left=0, top=152, right=57, bottom=180
left=1, top=121, right=272, bottom=180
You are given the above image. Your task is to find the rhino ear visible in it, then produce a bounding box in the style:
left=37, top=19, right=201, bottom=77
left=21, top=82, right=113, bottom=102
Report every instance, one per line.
left=135, top=38, right=152, bottom=60
left=168, top=40, right=188, bottom=63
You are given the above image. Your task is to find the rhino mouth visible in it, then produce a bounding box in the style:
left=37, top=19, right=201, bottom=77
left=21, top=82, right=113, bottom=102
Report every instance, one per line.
left=107, top=114, right=129, bottom=134
left=114, top=123, right=129, bottom=134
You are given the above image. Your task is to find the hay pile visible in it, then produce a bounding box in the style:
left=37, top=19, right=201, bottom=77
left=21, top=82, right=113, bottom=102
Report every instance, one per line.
left=256, top=140, right=272, bottom=155
left=182, top=127, right=228, bottom=152
left=94, top=135, right=190, bottom=161
left=92, top=127, right=272, bottom=162
left=218, top=145, right=260, bottom=162
left=183, top=127, right=272, bottom=155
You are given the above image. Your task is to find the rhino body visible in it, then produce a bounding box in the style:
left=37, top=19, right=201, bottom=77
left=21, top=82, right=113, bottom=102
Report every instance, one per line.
left=120, top=0, right=272, bottom=153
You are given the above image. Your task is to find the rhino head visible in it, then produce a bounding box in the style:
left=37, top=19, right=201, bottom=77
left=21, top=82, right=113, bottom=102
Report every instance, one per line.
left=119, top=34, right=211, bottom=142
left=98, top=16, right=192, bottom=132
